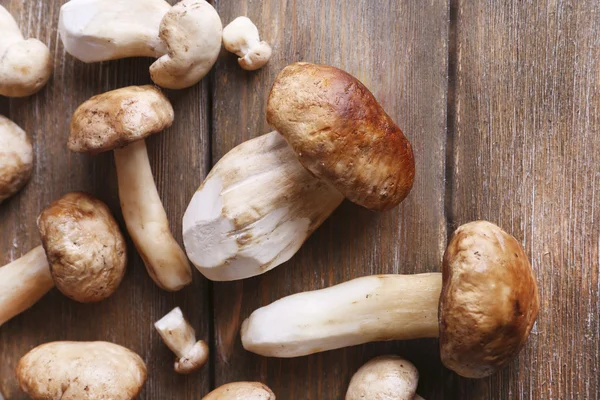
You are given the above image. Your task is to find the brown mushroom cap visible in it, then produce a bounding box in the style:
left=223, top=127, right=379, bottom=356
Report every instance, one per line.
left=0, top=115, right=33, bottom=202
left=37, top=192, right=127, bottom=303
left=439, top=221, right=540, bottom=378
left=266, top=62, right=415, bottom=211
left=67, top=85, right=174, bottom=155
left=16, top=341, right=147, bottom=400
left=202, top=382, right=276, bottom=400
left=346, top=355, right=419, bottom=400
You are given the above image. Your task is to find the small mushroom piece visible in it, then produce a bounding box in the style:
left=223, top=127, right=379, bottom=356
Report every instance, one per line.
left=242, top=221, right=540, bottom=378
left=0, top=115, right=33, bottom=203
left=0, top=5, right=52, bottom=97
left=346, top=355, right=422, bottom=400
left=202, top=382, right=275, bottom=400
left=155, top=307, right=209, bottom=374
left=222, top=17, right=272, bottom=71
left=59, top=0, right=222, bottom=89
left=68, top=86, right=192, bottom=291
left=16, top=341, right=146, bottom=400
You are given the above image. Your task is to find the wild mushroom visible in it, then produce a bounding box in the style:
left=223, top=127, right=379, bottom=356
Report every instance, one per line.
left=59, top=0, right=222, bottom=89
left=346, top=355, right=423, bottom=400
left=241, top=221, right=540, bottom=379
left=68, top=85, right=192, bottom=291
left=155, top=307, right=209, bottom=374
left=222, top=17, right=272, bottom=71
left=0, top=115, right=33, bottom=203
left=0, top=5, right=52, bottom=97
left=16, top=341, right=146, bottom=400
left=0, top=192, right=127, bottom=327
left=202, top=382, right=275, bottom=400
left=183, top=63, right=415, bottom=281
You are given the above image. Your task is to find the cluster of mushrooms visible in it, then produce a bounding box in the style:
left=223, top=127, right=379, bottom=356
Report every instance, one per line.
left=0, top=0, right=540, bottom=399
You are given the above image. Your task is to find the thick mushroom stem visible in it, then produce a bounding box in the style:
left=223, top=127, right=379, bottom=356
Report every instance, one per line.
left=0, top=246, right=53, bottom=327
left=114, top=140, right=192, bottom=291
left=242, top=274, right=442, bottom=357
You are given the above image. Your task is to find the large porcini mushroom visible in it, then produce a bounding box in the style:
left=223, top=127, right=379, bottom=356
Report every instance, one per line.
left=0, top=115, right=33, bottom=203
left=68, top=85, right=192, bottom=292
left=241, top=221, right=540, bottom=378
left=202, top=382, right=276, bottom=400
left=183, top=63, right=415, bottom=281
left=16, top=341, right=146, bottom=400
left=222, top=17, right=272, bottom=71
left=0, top=5, right=52, bottom=97
left=58, top=0, right=222, bottom=89
left=0, top=192, right=127, bottom=327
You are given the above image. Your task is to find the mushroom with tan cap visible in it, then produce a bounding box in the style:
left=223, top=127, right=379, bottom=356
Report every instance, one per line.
left=242, top=221, right=540, bottom=379
left=68, top=85, right=192, bottom=292
left=155, top=307, right=209, bottom=374
left=59, top=0, right=222, bottom=89
left=183, top=62, right=415, bottom=281
left=0, top=192, right=127, bottom=327
left=16, top=341, right=146, bottom=400
left=202, top=382, right=276, bottom=400
left=223, top=17, right=272, bottom=71
left=0, top=115, right=33, bottom=203
left=346, top=355, right=424, bottom=400
left=0, top=5, right=53, bottom=97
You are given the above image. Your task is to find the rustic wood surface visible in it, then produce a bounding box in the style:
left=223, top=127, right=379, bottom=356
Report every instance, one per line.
left=0, top=0, right=598, bottom=399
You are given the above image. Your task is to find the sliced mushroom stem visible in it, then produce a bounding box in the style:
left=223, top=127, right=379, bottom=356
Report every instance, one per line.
left=0, top=246, right=53, bottom=327
left=114, top=140, right=192, bottom=291
left=242, top=274, right=442, bottom=357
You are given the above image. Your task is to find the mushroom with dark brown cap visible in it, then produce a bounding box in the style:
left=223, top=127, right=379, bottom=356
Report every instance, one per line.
left=202, top=382, right=276, bottom=400
left=16, top=341, right=146, bottom=400
left=0, top=192, right=127, bottom=327
left=241, top=221, right=540, bottom=378
left=183, top=63, right=415, bottom=281
left=68, top=85, right=192, bottom=292
left=0, top=115, right=33, bottom=203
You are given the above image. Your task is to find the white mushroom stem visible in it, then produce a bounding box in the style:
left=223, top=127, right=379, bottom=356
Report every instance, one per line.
left=222, top=16, right=272, bottom=71
left=241, top=274, right=442, bottom=357
left=183, top=131, right=344, bottom=281
left=0, top=246, right=53, bottom=327
left=114, top=140, right=192, bottom=291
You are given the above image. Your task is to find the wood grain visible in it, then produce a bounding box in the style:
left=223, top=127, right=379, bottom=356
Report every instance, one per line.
left=0, top=1, right=211, bottom=398
left=451, top=1, right=600, bottom=399
left=210, top=1, right=450, bottom=398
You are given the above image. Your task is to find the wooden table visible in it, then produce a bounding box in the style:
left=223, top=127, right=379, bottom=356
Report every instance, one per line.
left=1, top=1, right=598, bottom=399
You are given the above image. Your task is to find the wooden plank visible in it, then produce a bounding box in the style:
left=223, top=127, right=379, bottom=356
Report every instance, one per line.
left=0, top=1, right=211, bottom=398
left=451, top=1, right=600, bottom=399
left=211, top=1, right=450, bottom=398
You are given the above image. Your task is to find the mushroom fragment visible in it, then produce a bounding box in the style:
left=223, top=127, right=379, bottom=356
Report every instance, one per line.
left=59, top=0, right=222, bottom=89
left=0, top=192, right=127, bottom=327
left=202, top=382, right=276, bottom=400
left=155, top=307, right=209, bottom=374
left=68, top=85, right=192, bottom=291
left=0, top=5, right=52, bottom=97
left=223, top=17, right=272, bottom=71
left=0, top=115, right=33, bottom=203
left=242, top=221, right=540, bottom=378
left=183, top=63, right=414, bottom=281
left=16, top=341, right=147, bottom=400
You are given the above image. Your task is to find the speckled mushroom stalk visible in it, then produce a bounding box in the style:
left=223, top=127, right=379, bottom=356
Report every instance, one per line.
left=202, top=382, right=276, bottom=400
left=242, top=221, right=540, bottom=379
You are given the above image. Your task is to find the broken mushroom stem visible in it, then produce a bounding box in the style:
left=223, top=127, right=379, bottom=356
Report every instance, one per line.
left=223, top=16, right=272, bottom=71
left=154, top=307, right=208, bottom=374
left=202, top=382, right=276, bottom=400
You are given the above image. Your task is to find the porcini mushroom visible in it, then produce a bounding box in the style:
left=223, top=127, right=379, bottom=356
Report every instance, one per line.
left=241, top=221, right=540, bottom=378
left=155, top=307, right=209, bottom=374
left=202, top=382, right=276, bottom=400
left=68, top=85, right=192, bottom=291
left=346, top=355, right=423, bottom=400
left=183, top=63, right=415, bottom=281
left=16, top=341, right=146, bottom=400
left=0, top=115, right=33, bottom=203
left=222, top=17, right=272, bottom=71
left=0, top=192, right=127, bottom=327
left=0, top=5, right=52, bottom=97
left=59, top=0, right=222, bottom=89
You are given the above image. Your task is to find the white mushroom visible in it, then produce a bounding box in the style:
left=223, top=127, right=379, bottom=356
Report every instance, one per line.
left=222, top=17, right=272, bottom=71
left=59, top=0, right=222, bottom=89
left=0, top=5, right=52, bottom=97
left=155, top=307, right=209, bottom=374
left=0, top=115, right=33, bottom=203
left=202, top=382, right=275, bottom=400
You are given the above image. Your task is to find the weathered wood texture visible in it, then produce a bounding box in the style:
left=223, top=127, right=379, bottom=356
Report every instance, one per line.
left=450, top=1, right=600, bottom=399
left=0, top=1, right=211, bottom=399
